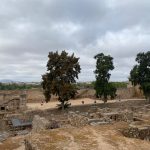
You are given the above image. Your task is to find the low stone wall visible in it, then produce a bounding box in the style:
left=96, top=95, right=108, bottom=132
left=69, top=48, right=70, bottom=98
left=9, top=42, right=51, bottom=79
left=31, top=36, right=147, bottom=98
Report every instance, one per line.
left=103, top=112, right=133, bottom=122
left=122, top=125, right=150, bottom=141
left=67, top=110, right=133, bottom=127
left=68, top=112, right=88, bottom=127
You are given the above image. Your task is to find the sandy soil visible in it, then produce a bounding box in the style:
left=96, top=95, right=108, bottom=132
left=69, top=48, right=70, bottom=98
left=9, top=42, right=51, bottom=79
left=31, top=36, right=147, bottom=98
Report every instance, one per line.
left=27, top=98, right=145, bottom=110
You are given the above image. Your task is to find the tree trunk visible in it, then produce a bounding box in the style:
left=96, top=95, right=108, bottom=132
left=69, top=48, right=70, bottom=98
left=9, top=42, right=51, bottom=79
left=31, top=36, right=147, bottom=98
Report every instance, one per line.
left=103, top=98, right=107, bottom=107
left=148, top=97, right=150, bottom=104
left=61, top=101, right=65, bottom=111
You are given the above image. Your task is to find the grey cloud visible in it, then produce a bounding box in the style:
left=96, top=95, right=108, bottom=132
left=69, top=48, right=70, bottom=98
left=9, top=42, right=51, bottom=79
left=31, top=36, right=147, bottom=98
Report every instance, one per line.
left=0, top=0, right=150, bottom=81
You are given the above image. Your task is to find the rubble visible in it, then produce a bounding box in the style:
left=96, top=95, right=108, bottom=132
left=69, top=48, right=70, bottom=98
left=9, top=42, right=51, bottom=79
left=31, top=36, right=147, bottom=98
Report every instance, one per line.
left=90, top=121, right=111, bottom=126
left=68, top=112, right=88, bottom=127
left=122, top=124, right=150, bottom=141
left=0, top=132, right=9, bottom=142
left=0, top=98, right=150, bottom=147
left=16, top=130, right=30, bottom=135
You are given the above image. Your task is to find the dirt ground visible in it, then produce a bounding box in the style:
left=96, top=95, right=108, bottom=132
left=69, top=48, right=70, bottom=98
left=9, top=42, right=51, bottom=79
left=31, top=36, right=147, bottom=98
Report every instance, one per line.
left=0, top=98, right=149, bottom=150
left=1, top=122, right=150, bottom=150
left=27, top=98, right=144, bottom=110
left=0, top=135, right=25, bottom=150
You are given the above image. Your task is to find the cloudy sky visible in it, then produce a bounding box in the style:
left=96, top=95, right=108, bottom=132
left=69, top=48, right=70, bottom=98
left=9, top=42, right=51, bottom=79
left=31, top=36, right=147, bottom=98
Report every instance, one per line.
left=0, top=0, right=150, bottom=82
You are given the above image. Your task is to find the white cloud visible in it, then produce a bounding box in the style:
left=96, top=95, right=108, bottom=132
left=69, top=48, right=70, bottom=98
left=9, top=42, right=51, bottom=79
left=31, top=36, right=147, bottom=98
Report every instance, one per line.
left=0, top=0, right=150, bottom=81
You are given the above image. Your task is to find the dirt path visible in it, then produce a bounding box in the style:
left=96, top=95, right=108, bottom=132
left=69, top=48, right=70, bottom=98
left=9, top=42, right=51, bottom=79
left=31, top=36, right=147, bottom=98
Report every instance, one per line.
left=27, top=98, right=145, bottom=110
left=89, top=127, right=116, bottom=150
left=24, top=124, right=150, bottom=150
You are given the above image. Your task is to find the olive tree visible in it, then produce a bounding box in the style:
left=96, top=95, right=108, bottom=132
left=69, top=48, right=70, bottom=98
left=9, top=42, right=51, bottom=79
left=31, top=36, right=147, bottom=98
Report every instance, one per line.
left=94, top=53, right=116, bottom=103
left=42, top=50, right=81, bottom=110
left=130, top=51, right=150, bottom=102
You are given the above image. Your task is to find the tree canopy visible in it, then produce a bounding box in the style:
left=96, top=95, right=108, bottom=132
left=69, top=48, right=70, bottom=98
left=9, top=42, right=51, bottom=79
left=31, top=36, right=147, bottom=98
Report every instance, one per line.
left=130, top=51, right=150, bottom=102
left=42, top=50, right=81, bottom=110
left=94, top=53, right=116, bottom=103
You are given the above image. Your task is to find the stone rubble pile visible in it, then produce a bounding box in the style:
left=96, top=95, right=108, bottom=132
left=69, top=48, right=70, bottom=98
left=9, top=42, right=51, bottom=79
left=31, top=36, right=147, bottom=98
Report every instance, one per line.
left=122, top=125, right=150, bottom=141
left=68, top=112, right=88, bottom=127
left=67, top=108, right=134, bottom=127
left=0, top=132, right=9, bottom=142
left=103, top=111, right=133, bottom=122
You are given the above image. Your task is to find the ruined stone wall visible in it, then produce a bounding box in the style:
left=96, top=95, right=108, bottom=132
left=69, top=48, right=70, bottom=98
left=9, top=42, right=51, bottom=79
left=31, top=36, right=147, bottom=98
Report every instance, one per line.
left=32, top=115, right=50, bottom=133
left=0, top=92, right=27, bottom=111
left=6, top=99, right=20, bottom=110
left=68, top=112, right=88, bottom=127
left=122, top=125, right=150, bottom=141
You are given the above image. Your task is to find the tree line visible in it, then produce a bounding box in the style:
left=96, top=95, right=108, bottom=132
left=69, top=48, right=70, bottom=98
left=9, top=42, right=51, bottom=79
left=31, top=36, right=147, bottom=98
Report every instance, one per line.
left=0, top=83, right=41, bottom=90
left=42, top=50, right=150, bottom=110
left=76, top=82, right=127, bottom=89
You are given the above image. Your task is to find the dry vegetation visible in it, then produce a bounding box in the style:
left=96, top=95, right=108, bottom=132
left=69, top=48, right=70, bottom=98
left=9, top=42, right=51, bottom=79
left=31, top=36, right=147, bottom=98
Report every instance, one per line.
left=0, top=88, right=147, bottom=150
left=25, top=123, right=150, bottom=150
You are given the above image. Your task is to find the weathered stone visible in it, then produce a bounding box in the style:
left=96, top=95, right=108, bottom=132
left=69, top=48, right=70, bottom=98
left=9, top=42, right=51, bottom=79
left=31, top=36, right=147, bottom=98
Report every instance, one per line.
left=32, top=115, right=50, bottom=133
left=90, top=121, right=111, bottom=126
left=68, top=112, right=88, bottom=127
left=88, top=119, right=102, bottom=124
left=122, top=125, right=150, bottom=141
left=0, top=132, right=9, bottom=142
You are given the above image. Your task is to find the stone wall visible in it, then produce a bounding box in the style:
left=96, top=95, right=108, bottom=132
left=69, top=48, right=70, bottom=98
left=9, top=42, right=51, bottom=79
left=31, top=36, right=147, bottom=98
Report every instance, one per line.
left=32, top=115, right=60, bottom=132
left=102, top=111, right=133, bottom=122
left=32, top=115, right=50, bottom=133
left=122, top=125, right=150, bottom=141
left=67, top=110, right=133, bottom=127
left=68, top=112, right=88, bottom=127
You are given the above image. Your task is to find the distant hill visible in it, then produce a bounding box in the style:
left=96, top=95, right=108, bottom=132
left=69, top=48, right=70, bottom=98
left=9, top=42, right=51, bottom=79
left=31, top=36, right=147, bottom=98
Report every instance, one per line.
left=0, top=79, right=15, bottom=83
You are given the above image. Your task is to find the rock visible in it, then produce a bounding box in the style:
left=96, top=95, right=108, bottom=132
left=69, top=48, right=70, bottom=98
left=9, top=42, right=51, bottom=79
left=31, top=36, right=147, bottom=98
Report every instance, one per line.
left=32, top=115, right=50, bottom=133
left=88, top=119, right=104, bottom=124
left=68, top=113, right=88, bottom=127
left=90, top=121, right=111, bottom=126
left=0, top=132, right=9, bottom=142
left=122, top=125, right=150, bottom=141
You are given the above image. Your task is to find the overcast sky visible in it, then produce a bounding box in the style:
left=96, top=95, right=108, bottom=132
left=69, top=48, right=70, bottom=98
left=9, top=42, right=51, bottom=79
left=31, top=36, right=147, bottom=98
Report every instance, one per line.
left=0, top=0, right=150, bottom=82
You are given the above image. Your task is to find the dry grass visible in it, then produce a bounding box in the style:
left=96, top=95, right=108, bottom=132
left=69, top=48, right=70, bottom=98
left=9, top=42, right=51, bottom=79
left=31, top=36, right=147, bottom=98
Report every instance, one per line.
left=1, top=122, right=150, bottom=150
left=25, top=123, right=150, bottom=150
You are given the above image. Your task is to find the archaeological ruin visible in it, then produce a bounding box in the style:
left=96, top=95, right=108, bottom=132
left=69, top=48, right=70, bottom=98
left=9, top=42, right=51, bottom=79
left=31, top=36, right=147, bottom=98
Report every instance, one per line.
left=0, top=91, right=27, bottom=111
left=0, top=90, right=149, bottom=150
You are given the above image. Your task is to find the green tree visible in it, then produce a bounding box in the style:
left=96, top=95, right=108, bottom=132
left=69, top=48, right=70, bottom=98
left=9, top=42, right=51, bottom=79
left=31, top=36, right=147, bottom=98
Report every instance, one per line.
left=94, top=53, right=116, bottom=103
left=129, top=51, right=150, bottom=102
left=42, top=51, right=81, bottom=110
